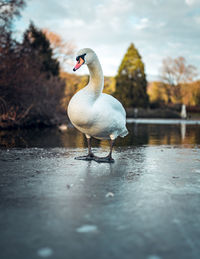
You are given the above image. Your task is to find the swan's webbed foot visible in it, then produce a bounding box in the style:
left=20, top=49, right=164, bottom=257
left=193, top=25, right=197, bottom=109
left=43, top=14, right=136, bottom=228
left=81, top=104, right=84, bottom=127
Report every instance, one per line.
left=75, top=153, right=95, bottom=161
left=94, top=155, right=115, bottom=163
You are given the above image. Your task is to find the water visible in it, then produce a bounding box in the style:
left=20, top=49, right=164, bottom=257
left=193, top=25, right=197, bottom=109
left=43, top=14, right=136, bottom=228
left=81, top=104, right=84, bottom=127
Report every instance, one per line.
left=0, top=120, right=200, bottom=148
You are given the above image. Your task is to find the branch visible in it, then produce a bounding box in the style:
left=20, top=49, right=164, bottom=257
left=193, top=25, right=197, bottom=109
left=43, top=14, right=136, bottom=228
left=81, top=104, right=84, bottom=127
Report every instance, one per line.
left=17, top=103, right=34, bottom=122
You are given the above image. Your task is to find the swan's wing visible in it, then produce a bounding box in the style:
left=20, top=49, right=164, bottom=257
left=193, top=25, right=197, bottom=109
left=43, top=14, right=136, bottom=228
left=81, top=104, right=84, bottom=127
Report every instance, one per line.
left=97, top=93, right=126, bottom=117
left=92, top=93, right=127, bottom=136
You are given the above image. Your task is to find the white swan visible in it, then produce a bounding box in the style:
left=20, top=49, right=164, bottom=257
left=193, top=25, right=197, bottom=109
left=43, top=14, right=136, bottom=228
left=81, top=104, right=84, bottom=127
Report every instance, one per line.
left=68, top=48, right=128, bottom=162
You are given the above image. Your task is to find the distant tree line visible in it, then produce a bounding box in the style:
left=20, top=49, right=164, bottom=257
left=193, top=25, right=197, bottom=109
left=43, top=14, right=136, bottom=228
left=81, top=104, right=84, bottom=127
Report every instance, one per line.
left=114, top=44, right=199, bottom=110
left=0, top=0, right=199, bottom=129
left=148, top=57, right=199, bottom=107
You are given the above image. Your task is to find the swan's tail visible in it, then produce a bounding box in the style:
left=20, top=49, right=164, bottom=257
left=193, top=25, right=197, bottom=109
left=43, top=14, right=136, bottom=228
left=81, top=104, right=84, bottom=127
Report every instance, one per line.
left=120, top=128, right=128, bottom=138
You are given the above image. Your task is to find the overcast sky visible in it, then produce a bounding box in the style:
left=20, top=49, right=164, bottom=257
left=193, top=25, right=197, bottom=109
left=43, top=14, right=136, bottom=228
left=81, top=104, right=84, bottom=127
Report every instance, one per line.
left=14, top=0, right=200, bottom=80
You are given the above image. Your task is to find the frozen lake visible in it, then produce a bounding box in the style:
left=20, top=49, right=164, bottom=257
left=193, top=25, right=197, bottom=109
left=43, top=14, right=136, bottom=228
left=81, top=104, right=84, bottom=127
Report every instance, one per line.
left=0, top=120, right=200, bottom=259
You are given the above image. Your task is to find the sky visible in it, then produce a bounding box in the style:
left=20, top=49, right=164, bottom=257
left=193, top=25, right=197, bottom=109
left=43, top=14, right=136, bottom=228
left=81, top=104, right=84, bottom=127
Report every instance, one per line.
left=14, top=0, right=200, bottom=81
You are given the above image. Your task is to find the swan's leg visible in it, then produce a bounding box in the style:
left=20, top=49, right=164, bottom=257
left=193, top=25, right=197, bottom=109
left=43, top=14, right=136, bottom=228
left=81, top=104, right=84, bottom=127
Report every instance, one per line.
left=94, top=139, right=115, bottom=163
left=75, top=136, right=95, bottom=161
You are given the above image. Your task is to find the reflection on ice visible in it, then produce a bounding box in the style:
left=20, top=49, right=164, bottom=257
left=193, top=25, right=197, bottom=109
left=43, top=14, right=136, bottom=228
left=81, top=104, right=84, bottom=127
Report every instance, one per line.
left=76, top=225, right=98, bottom=233
left=0, top=119, right=200, bottom=148
left=181, top=123, right=186, bottom=140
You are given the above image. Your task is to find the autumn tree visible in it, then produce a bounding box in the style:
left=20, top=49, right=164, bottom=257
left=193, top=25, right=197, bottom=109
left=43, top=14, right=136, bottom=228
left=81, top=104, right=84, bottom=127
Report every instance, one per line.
left=192, top=81, right=200, bottom=105
left=148, top=82, right=165, bottom=105
left=114, top=43, right=149, bottom=108
left=103, top=76, right=116, bottom=95
left=160, top=56, right=198, bottom=103
left=43, top=29, right=75, bottom=69
left=60, top=71, right=89, bottom=110
left=181, top=81, right=200, bottom=106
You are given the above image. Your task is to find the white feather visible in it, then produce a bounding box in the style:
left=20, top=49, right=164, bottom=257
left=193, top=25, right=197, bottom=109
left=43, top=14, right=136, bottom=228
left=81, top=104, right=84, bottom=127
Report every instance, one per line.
left=68, top=48, right=128, bottom=140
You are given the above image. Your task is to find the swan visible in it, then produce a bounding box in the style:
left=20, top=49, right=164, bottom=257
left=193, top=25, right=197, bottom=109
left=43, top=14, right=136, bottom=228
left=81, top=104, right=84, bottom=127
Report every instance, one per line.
left=67, top=48, right=128, bottom=163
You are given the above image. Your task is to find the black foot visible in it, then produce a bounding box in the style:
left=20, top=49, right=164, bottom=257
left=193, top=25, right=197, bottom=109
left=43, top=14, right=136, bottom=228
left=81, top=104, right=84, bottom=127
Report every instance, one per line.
left=75, top=154, right=95, bottom=161
left=94, top=156, right=115, bottom=163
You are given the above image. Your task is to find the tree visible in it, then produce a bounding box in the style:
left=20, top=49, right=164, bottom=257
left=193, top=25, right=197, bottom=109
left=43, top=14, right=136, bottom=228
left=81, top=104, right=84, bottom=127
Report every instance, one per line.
left=0, top=0, right=25, bottom=30
left=43, top=29, right=75, bottom=70
left=114, top=43, right=149, bottom=108
left=0, top=0, right=25, bottom=60
left=0, top=22, right=66, bottom=128
left=160, top=56, right=198, bottom=103
left=23, top=23, right=60, bottom=77
left=0, top=0, right=25, bottom=123
left=103, top=76, right=115, bottom=95
left=148, top=82, right=165, bottom=105
left=192, top=81, right=200, bottom=105
left=181, top=81, right=200, bottom=106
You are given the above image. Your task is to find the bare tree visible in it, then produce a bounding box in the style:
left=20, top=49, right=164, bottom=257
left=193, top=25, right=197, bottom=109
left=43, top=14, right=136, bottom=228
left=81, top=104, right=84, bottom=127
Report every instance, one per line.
left=160, top=56, right=198, bottom=103
left=43, top=29, right=76, bottom=70
left=0, top=0, right=25, bottom=29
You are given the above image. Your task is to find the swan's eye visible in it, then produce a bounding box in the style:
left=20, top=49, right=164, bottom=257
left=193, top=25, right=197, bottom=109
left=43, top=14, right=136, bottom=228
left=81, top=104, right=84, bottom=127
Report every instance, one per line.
left=76, top=53, right=86, bottom=62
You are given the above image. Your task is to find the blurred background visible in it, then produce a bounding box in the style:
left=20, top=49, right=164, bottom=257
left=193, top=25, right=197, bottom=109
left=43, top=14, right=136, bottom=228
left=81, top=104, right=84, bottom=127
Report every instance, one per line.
left=0, top=0, right=200, bottom=147
left=1, top=4, right=200, bottom=259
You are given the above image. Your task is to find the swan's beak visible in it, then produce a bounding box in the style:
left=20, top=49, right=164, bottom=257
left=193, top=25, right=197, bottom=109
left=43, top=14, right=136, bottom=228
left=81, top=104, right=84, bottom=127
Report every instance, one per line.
left=73, top=57, right=84, bottom=72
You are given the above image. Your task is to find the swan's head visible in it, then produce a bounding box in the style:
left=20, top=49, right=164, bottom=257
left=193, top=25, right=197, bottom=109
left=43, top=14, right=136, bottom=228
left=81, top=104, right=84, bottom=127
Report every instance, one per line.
left=73, top=48, right=96, bottom=71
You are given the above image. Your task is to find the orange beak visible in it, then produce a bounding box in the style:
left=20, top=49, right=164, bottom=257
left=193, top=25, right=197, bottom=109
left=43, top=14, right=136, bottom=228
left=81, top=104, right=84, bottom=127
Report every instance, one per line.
left=73, top=57, right=85, bottom=71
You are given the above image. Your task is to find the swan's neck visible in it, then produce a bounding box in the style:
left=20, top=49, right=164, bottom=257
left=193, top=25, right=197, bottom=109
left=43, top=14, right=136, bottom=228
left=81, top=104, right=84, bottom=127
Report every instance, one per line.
left=87, top=57, right=104, bottom=98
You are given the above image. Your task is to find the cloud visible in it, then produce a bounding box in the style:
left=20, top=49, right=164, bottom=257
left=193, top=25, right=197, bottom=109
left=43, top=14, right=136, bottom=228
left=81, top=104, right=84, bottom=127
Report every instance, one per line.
left=135, top=18, right=150, bottom=30
left=185, top=0, right=197, bottom=6
left=14, top=0, right=200, bottom=79
left=194, top=16, right=200, bottom=24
